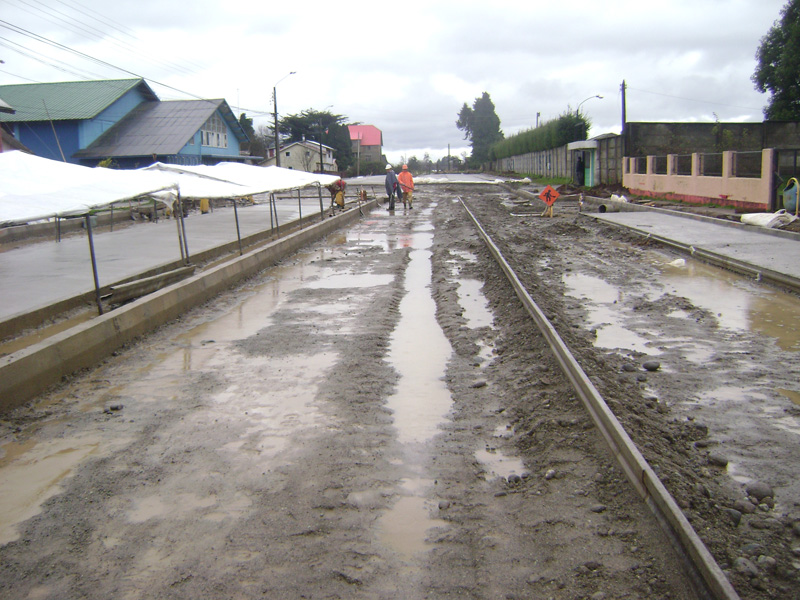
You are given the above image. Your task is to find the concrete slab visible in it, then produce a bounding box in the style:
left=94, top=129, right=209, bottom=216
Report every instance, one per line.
left=587, top=210, right=800, bottom=285
left=0, top=198, right=329, bottom=323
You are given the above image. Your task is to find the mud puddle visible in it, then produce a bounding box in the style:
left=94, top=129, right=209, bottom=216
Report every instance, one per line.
left=564, top=250, right=800, bottom=357
left=0, top=243, right=360, bottom=544
left=378, top=204, right=454, bottom=559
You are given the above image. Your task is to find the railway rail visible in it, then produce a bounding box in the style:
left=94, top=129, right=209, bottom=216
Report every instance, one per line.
left=458, top=195, right=740, bottom=600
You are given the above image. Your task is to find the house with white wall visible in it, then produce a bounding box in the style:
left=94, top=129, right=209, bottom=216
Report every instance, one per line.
left=261, top=139, right=337, bottom=173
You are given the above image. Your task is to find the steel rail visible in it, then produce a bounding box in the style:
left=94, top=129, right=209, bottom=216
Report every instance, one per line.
left=459, top=197, right=740, bottom=600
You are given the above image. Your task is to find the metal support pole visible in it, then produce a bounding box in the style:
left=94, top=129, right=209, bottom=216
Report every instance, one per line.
left=85, top=214, right=104, bottom=316
left=177, top=191, right=190, bottom=264
left=174, top=200, right=186, bottom=264
left=297, top=189, right=303, bottom=225
left=56, top=216, right=61, bottom=242
left=318, top=185, right=325, bottom=220
left=271, top=193, right=280, bottom=235
left=110, top=203, right=114, bottom=232
left=269, top=194, right=275, bottom=232
left=233, top=199, right=243, bottom=256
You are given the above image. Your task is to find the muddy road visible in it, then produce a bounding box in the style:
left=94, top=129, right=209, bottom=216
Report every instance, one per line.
left=1, top=182, right=799, bottom=599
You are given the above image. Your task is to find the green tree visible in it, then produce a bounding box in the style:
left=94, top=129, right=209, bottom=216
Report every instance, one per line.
left=281, top=109, right=354, bottom=172
left=238, top=113, right=255, bottom=143
left=456, top=92, right=504, bottom=166
left=752, top=0, right=800, bottom=120
left=238, top=113, right=269, bottom=158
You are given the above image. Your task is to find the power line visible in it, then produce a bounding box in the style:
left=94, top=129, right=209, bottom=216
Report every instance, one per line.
left=5, top=0, right=203, bottom=78
left=627, top=85, right=762, bottom=112
left=0, top=35, right=108, bottom=80
left=0, top=19, right=206, bottom=100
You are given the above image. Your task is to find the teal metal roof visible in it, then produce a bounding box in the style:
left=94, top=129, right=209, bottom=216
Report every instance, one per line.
left=0, top=79, right=157, bottom=122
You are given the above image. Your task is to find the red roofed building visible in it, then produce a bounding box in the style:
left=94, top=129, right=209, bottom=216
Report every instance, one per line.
left=348, top=124, right=383, bottom=166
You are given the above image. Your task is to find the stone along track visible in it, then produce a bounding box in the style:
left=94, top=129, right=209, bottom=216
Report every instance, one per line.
left=0, top=183, right=735, bottom=599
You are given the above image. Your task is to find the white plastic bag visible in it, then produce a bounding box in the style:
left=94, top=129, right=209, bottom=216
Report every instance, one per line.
left=740, top=209, right=798, bottom=229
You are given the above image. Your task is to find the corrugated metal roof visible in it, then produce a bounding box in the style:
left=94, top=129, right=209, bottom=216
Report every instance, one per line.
left=0, top=79, right=156, bottom=122
left=74, top=99, right=248, bottom=159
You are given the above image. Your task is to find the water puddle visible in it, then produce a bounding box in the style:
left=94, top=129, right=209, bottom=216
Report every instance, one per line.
left=475, top=447, right=526, bottom=481
left=655, top=257, right=800, bottom=352
left=449, top=250, right=478, bottom=264
left=564, top=254, right=800, bottom=357
left=380, top=206, right=454, bottom=560
left=377, top=478, right=446, bottom=559
left=563, top=272, right=657, bottom=354
left=456, top=279, right=494, bottom=329
left=386, top=231, right=453, bottom=445
left=0, top=434, right=107, bottom=544
left=307, top=272, right=394, bottom=289
left=778, top=388, right=800, bottom=407
left=0, top=239, right=354, bottom=543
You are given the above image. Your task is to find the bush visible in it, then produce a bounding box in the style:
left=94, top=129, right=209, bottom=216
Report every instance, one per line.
left=490, top=111, right=590, bottom=160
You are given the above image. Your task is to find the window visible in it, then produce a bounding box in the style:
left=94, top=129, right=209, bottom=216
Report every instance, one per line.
left=201, top=113, right=228, bottom=148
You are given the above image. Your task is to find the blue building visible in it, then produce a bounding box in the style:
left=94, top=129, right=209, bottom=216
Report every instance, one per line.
left=0, top=78, right=249, bottom=168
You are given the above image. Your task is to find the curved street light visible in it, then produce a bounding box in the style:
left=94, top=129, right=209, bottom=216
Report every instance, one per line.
left=273, top=71, right=296, bottom=167
left=576, top=94, right=603, bottom=115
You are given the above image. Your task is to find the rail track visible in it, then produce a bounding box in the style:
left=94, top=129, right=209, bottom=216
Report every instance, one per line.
left=458, top=195, right=739, bottom=600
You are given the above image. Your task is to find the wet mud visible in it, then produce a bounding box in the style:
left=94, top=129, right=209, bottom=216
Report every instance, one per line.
left=0, top=183, right=798, bottom=598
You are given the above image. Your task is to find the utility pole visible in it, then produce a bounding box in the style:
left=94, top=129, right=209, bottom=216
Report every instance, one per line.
left=273, top=88, right=280, bottom=167
left=620, top=80, right=627, bottom=133
left=272, top=71, right=295, bottom=168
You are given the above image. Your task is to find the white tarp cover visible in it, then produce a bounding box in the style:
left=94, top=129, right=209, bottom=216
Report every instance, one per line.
left=145, top=162, right=341, bottom=194
left=0, top=151, right=178, bottom=226
left=141, top=163, right=260, bottom=200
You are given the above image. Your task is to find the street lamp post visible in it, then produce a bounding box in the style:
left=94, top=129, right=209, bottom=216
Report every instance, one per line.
left=317, top=105, right=333, bottom=174
left=273, top=71, right=295, bottom=168
left=576, top=94, right=603, bottom=115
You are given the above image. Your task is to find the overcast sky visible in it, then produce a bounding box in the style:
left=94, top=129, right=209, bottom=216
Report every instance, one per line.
left=0, top=0, right=789, bottom=163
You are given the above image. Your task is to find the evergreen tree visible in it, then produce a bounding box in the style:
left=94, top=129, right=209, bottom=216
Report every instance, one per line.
left=752, top=0, right=800, bottom=120
left=238, top=113, right=255, bottom=152
left=456, top=92, right=504, bottom=166
left=280, top=109, right=353, bottom=172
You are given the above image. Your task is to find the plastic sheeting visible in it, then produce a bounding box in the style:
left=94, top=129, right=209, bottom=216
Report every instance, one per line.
left=0, top=152, right=343, bottom=227
left=143, top=162, right=341, bottom=194
left=0, top=151, right=178, bottom=226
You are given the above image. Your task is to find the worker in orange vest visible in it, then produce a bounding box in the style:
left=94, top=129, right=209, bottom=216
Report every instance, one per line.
left=398, top=164, right=414, bottom=209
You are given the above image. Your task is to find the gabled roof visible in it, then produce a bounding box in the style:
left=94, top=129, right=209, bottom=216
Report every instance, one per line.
left=348, top=124, right=382, bottom=147
left=279, top=139, right=335, bottom=153
left=0, top=78, right=157, bottom=122
left=74, top=99, right=248, bottom=159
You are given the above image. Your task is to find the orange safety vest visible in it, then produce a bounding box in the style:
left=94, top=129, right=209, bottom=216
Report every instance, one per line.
left=398, top=171, right=414, bottom=192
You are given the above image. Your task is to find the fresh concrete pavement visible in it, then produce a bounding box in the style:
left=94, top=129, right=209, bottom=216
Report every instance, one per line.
left=583, top=207, right=800, bottom=291
left=0, top=197, right=330, bottom=322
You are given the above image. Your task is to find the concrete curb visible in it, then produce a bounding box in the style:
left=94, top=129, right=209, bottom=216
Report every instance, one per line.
left=0, top=201, right=374, bottom=413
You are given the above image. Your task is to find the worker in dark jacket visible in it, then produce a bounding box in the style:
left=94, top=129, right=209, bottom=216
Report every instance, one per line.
left=384, top=164, right=400, bottom=211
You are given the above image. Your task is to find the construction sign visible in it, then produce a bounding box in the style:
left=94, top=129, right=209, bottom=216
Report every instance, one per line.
left=539, top=185, right=559, bottom=207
